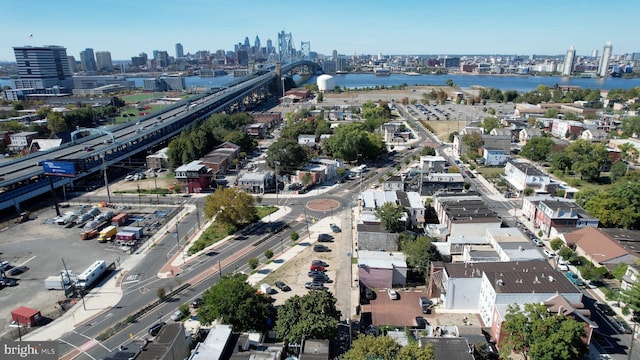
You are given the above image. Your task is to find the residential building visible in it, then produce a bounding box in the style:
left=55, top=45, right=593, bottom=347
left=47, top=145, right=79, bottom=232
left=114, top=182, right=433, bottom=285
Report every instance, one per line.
left=621, top=265, right=640, bottom=291
left=174, top=160, right=213, bottom=194
left=79, top=48, right=97, bottom=73
left=146, top=147, right=169, bottom=170
left=356, top=223, right=400, bottom=252
left=428, top=261, right=582, bottom=327
left=106, top=323, right=189, bottom=360
left=250, top=112, right=282, bottom=128
left=175, top=43, right=184, bottom=59
left=8, top=131, right=38, bottom=152
left=298, top=134, right=316, bottom=147
left=551, top=119, right=583, bottom=139
left=238, top=171, right=274, bottom=194
left=430, top=193, right=502, bottom=239
left=309, top=158, right=344, bottom=181
left=534, top=199, right=599, bottom=238
left=563, top=46, right=576, bottom=76
left=418, top=337, right=474, bottom=360
left=598, top=41, right=612, bottom=77
left=482, top=148, right=509, bottom=166
left=581, top=128, right=608, bottom=142
left=95, top=51, right=113, bottom=72
left=246, top=123, right=266, bottom=138
left=420, top=155, right=447, bottom=173
left=502, top=160, right=550, bottom=194
left=518, top=128, right=542, bottom=143
left=357, top=250, right=408, bottom=288
left=420, top=173, right=465, bottom=196
left=383, top=175, right=405, bottom=191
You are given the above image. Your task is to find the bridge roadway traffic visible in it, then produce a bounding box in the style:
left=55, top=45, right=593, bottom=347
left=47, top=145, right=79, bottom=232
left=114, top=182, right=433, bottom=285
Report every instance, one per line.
left=54, top=189, right=354, bottom=360
left=0, top=71, right=276, bottom=213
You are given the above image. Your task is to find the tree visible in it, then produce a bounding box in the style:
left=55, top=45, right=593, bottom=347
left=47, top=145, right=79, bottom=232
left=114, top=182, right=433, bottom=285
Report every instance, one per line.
left=481, top=117, right=501, bottom=133
left=520, top=137, right=555, bottom=162
left=500, top=303, right=588, bottom=360
left=198, top=273, right=271, bottom=332
left=156, top=287, right=166, bottom=301
left=324, top=122, right=385, bottom=162
left=248, top=258, right=259, bottom=269
left=47, top=111, right=68, bottom=134
left=400, top=234, right=441, bottom=278
left=264, top=249, right=274, bottom=259
left=610, top=161, right=627, bottom=182
left=345, top=334, right=434, bottom=360
left=461, top=132, right=483, bottom=159
left=565, top=139, right=609, bottom=182
left=274, top=290, right=341, bottom=342
left=203, top=188, right=257, bottom=228
left=419, top=146, right=436, bottom=156
left=290, top=231, right=299, bottom=242
left=375, top=202, right=405, bottom=232
left=266, top=139, right=308, bottom=173
left=549, top=238, right=564, bottom=251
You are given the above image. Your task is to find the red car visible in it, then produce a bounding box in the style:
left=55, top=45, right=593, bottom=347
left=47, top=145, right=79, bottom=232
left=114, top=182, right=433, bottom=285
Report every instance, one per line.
left=309, top=264, right=326, bottom=272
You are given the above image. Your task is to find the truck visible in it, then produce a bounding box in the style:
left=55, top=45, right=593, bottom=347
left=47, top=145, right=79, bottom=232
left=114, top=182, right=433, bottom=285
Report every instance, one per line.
left=97, top=225, right=117, bottom=243
left=77, top=260, right=107, bottom=289
left=44, top=275, right=70, bottom=290
left=111, top=213, right=128, bottom=226
left=80, top=229, right=99, bottom=240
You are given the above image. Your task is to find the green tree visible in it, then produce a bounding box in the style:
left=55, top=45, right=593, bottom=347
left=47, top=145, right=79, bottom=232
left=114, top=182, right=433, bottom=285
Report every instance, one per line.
left=264, top=249, right=274, bottom=259
left=290, top=231, right=299, bottom=242
left=611, top=263, right=628, bottom=281
left=549, top=238, right=564, bottom=251
left=266, top=139, right=308, bottom=174
left=198, top=273, right=271, bottom=331
left=248, top=257, right=259, bottom=269
left=500, top=303, right=588, bottom=360
left=203, top=188, right=257, bottom=227
left=620, top=278, right=640, bottom=321
left=576, top=179, right=640, bottom=229
left=375, top=202, right=405, bottom=232
left=397, top=342, right=435, bottom=360
left=400, top=234, right=441, bottom=278
left=482, top=117, right=500, bottom=133
left=461, top=132, right=483, bottom=159
left=565, top=139, right=609, bottom=182
left=345, top=335, right=401, bottom=360
left=223, top=130, right=257, bottom=153
left=156, top=287, right=166, bottom=301
left=419, top=146, right=436, bottom=156
left=610, top=161, right=628, bottom=182
left=324, top=122, right=385, bottom=162
left=274, top=290, right=341, bottom=342
left=520, top=137, right=555, bottom=162
left=47, top=111, right=68, bottom=134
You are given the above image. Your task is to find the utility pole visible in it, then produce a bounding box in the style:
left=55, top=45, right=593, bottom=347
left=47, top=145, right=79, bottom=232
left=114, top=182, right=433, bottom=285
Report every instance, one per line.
left=275, top=161, right=280, bottom=206
left=102, top=155, right=111, bottom=203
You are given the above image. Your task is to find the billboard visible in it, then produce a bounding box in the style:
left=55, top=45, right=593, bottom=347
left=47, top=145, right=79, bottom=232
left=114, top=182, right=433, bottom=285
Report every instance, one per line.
left=42, top=160, right=79, bottom=177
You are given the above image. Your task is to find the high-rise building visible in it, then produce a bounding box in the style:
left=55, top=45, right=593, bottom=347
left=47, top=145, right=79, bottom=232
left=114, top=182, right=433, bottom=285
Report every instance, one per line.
left=95, top=51, right=113, bottom=72
left=13, top=45, right=73, bottom=89
left=562, top=46, right=576, bottom=76
left=79, top=48, right=97, bottom=72
left=591, top=49, right=598, bottom=58
left=153, top=50, right=160, bottom=60
left=67, top=55, right=78, bottom=73
left=156, top=51, right=170, bottom=68
left=598, top=41, right=612, bottom=77
left=254, top=36, right=260, bottom=50
left=244, top=36, right=250, bottom=48
left=175, top=43, right=184, bottom=58
left=266, top=39, right=273, bottom=54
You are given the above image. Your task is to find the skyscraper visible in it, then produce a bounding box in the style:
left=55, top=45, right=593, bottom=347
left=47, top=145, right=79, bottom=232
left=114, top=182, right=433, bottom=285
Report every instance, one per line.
left=562, top=46, right=576, bottom=76
left=95, top=51, right=113, bottom=71
left=13, top=45, right=73, bottom=89
left=244, top=36, right=250, bottom=48
left=79, top=48, right=97, bottom=72
left=266, top=39, right=273, bottom=54
left=175, top=43, right=184, bottom=58
left=598, top=41, right=612, bottom=77
left=254, top=36, right=260, bottom=50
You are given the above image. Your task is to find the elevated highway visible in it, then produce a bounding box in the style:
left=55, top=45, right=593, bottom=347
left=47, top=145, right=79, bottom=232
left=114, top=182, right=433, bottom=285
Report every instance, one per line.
left=0, top=71, right=277, bottom=212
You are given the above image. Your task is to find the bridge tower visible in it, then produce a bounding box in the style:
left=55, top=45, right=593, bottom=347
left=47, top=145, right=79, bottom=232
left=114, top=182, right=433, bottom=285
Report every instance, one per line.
left=278, top=30, right=294, bottom=64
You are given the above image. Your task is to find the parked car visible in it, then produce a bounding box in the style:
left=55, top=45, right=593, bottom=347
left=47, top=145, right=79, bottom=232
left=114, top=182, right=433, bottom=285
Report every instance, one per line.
left=310, top=272, right=332, bottom=283
left=275, top=281, right=291, bottom=292
left=305, top=281, right=325, bottom=290
left=6, top=266, right=28, bottom=276
left=190, top=298, right=203, bottom=308
left=365, top=288, right=376, bottom=300
left=415, top=316, right=428, bottom=329
left=595, top=302, right=615, bottom=316
left=565, top=271, right=584, bottom=286
left=318, top=233, right=334, bottom=242
left=387, top=288, right=399, bottom=300
left=309, top=264, right=326, bottom=272
left=532, top=238, right=544, bottom=247
left=313, top=244, right=330, bottom=252
left=557, top=263, right=569, bottom=271
left=148, top=322, right=166, bottom=336
left=0, top=261, right=12, bottom=272
left=0, top=278, right=17, bottom=287
left=170, top=310, right=184, bottom=321
left=543, top=249, right=555, bottom=258
left=311, top=260, right=328, bottom=267
left=330, top=223, right=341, bottom=233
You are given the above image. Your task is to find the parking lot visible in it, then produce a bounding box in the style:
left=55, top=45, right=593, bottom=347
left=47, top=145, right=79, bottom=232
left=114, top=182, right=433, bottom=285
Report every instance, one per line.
left=0, top=199, right=179, bottom=339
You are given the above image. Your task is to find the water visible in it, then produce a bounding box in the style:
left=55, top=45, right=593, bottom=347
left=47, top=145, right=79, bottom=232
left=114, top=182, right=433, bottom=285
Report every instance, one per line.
left=2, top=73, right=640, bottom=93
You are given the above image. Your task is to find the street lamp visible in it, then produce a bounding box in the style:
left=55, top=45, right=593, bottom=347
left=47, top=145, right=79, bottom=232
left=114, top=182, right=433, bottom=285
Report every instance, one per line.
left=101, top=154, right=112, bottom=203
left=281, top=76, right=286, bottom=106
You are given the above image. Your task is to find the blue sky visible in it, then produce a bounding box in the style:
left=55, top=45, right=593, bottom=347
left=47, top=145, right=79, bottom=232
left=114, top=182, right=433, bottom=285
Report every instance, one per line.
left=0, top=0, right=637, bottom=62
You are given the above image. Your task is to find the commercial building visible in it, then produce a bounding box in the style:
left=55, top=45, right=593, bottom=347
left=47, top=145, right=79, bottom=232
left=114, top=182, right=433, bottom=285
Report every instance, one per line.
left=95, top=51, right=113, bottom=72
left=80, top=48, right=97, bottom=73
left=562, top=46, right=576, bottom=76
left=12, top=45, right=73, bottom=90
left=598, top=41, right=612, bottom=77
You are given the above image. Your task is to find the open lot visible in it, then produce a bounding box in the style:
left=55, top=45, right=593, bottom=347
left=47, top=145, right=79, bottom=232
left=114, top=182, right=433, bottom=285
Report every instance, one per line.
left=0, top=195, right=180, bottom=339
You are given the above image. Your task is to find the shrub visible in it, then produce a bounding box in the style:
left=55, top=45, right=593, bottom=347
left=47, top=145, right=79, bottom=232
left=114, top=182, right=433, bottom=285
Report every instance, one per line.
left=248, top=258, right=259, bottom=269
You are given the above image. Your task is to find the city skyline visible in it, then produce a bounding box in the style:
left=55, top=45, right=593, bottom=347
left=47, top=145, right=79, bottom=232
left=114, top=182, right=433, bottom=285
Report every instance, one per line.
left=0, top=0, right=637, bottom=62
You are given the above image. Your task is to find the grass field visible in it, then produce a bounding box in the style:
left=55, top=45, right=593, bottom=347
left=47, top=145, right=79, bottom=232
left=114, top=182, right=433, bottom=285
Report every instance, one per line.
left=424, top=120, right=463, bottom=142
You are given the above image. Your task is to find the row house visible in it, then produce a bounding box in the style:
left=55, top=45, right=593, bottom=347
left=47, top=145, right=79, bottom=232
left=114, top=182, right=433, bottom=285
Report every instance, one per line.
left=357, top=250, right=408, bottom=289
left=534, top=199, right=599, bottom=238
left=442, top=228, right=544, bottom=264
left=430, top=193, right=502, bottom=240
left=8, top=131, right=38, bottom=152
left=420, top=155, right=447, bottom=173
left=518, top=128, right=542, bottom=143
left=237, top=171, right=274, bottom=194
left=420, top=172, right=465, bottom=196
left=580, top=128, right=608, bottom=142
left=146, top=147, right=169, bottom=170
left=358, top=190, right=424, bottom=230
left=308, top=158, right=344, bottom=181
left=250, top=112, right=282, bottom=129
left=174, top=160, right=213, bottom=194
left=502, top=160, right=550, bottom=193
left=201, top=142, right=240, bottom=175
left=246, top=123, right=266, bottom=138
left=482, top=148, right=509, bottom=166
left=609, top=138, right=640, bottom=163
left=551, top=119, right=583, bottom=139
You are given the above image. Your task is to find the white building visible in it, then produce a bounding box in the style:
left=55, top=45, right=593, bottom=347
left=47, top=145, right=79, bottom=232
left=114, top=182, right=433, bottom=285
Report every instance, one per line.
left=502, top=160, right=550, bottom=193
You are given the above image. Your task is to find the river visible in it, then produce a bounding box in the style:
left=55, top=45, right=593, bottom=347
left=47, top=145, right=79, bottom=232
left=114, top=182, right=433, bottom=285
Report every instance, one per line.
left=2, top=73, right=640, bottom=93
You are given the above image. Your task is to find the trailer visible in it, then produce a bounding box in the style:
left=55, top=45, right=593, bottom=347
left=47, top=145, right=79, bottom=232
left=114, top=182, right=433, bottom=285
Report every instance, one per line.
left=11, top=306, right=42, bottom=327
left=111, top=213, right=128, bottom=226
left=120, top=226, right=143, bottom=238
left=97, top=225, right=117, bottom=243
left=44, top=276, right=69, bottom=290
left=77, top=260, right=107, bottom=289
